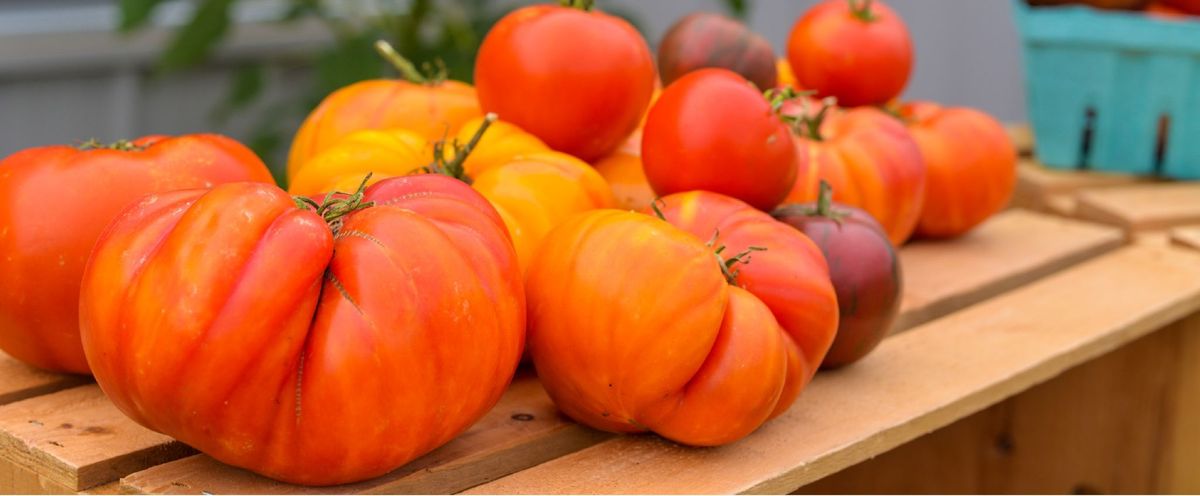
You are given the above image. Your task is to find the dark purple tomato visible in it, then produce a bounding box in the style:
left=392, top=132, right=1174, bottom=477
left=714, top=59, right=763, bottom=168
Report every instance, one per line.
left=773, top=182, right=901, bottom=368
left=658, top=12, right=778, bottom=91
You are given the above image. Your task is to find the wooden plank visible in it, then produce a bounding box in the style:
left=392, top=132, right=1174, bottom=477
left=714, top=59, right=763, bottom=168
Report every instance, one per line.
left=1006, top=123, right=1033, bottom=157
left=465, top=244, right=1200, bottom=494
left=895, top=209, right=1123, bottom=332
left=1076, top=183, right=1200, bottom=233
left=120, top=371, right=610, bottom=494
left=1171, top=225, right=1200, bottom=251
left=1010, top=160, right=1147, bottom=215
left=800, top=316, right=1190, bottom=494
left=0, top=385, right=192, bottom=492
left=113, top=209, right=1120, bottom=494
left=0, top=351, right=88, bottom=407
left=1157, top=314, right=1200, bottom=493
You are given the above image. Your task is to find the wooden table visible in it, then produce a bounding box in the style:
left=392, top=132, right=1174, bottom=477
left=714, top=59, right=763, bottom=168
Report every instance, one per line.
left=3, top=205, right=1200, bottom=494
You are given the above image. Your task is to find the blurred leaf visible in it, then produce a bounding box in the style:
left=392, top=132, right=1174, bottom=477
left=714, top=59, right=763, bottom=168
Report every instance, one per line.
left=118, top=0, right=166, bottom=32
left=282, top=0, right=322, bottom=22
left=723, top=0, right=750, bottom=20
left=212, top=64, right=264, bottom=123
left=157, top=0, right=234, bottom=73
left=312, top=34, right=386, bottom=106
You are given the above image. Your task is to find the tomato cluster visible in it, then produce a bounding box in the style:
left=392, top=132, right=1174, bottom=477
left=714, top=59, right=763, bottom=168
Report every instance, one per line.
left=0, top=0, right=1018, bottom=486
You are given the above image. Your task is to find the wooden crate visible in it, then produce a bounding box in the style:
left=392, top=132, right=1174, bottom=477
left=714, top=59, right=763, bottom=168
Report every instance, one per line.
left=0, top=208, right=1163, bottom=495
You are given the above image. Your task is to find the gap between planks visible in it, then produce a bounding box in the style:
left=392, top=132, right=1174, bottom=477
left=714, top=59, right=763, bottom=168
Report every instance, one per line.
left=1075, top=183, right=1200, bottom=234
left=465, top=243, right=1200, bottom=494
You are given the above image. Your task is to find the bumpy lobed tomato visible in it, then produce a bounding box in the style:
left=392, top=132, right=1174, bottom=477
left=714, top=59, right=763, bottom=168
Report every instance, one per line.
left=288, top=128, right=428, bottom=195
left=287, top=42, right=480, bottom=178
left=643, top=68, right=798, bottom=211
left=787, top=0, right=913, bottom=107
left=80, top=175, right=525, bottom=485
left=658, top=12, right=777, bottom=91
left=526, top=191, right=838, bottom=446
left=593, top=130, right=655, bottom=211
left=474, top=1, right=656, bottom=162
left=288, top=116, right=613, bottom=274
left=785, top=102, right=926, bottom=245
left=775, top=183, right=900, bottom=368
left=900, top=101, right=1017, bottom=238
left=0, top=135, right=272, bottom=374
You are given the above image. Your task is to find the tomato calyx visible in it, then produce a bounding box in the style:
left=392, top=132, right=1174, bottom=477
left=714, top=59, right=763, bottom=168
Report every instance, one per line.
left=849, top=0, right=878, bottom=22
left=782, top=96, right=837, bottom=142
left=775, top=180, right=850, bottom=226
left=76, top=139, right=146, bottom=152
left=294, top=173, right=376, bottom=232
left=421, top=112, right=497, bottom=184
left=714, top=237, right=766, bottom=286
left=374, top=40, right=448, bottom=85
left=559, top=0, right=596, bottom=12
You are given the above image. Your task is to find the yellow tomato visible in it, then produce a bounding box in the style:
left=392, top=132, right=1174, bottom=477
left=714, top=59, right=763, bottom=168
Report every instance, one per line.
left=593, top=130, right=655, bottom=211
left=288, top=129, right=427, bottom=196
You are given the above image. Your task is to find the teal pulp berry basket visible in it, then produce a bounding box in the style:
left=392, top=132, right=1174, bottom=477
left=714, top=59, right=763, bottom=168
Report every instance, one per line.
left=1013, top=1, right=1200, bottom=179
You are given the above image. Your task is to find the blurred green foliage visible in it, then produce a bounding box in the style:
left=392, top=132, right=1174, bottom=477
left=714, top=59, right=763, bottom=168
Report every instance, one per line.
left=118, top=0, right=751, bottom=181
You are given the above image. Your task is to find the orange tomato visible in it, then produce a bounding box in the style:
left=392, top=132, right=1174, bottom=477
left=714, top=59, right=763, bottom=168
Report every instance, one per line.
left=526, top=191, right=838, bottom=446
left=286, top=42, right=481, bottom=178
left=776, top=58, right=800, bottom=89
left=80, top=176, right=524, bottom=485
left=593, top=130, right=655, bottom=211
left=474, top=2, right=655, bottom=162
left=900, top=101, right=1016, bottom=238
left=0, top=135, right=272, bottom=374
left=786, top=102, right=926, bottom=245
left=288, top=129, right=428, bottom=195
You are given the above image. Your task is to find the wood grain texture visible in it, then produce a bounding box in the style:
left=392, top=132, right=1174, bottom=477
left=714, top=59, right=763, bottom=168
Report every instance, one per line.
left=1076, top=183, right=1200, bottom=233
left=120, top=372, right=611, bottom=494
left=1171, top=226, right=1200, bottom=251
left=1010, top=160, right=1146, bottom=215
left=799, top=316, right=1192, bottom=494
left=466, top=244, right=1200, bottom=495
left=895, top=209, right=1123, bottom=332
left=1157, top=314, right=1200, bottom=493
left=0, top=385, right=191, bottom=492
left=0, top=352, right=88, bottom=407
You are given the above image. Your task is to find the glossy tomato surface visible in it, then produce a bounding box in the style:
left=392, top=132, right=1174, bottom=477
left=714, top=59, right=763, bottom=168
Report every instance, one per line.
left=643, top=68, right=797, bottom=211
left=901, top=101, right=1016, bottom=238
left=593, top=130, right=655, bottom=211
left=787, top=105, right=926, bottom=245
left=658, top=12, right=777, bottom=90
left=475, top=4, right=655, bottom=162
left=787, top=0, right=913, bottom=107
left=80, top=175, right=524, bottom=485
left=0, top=135, right=272, bottom=374
left=775, top=194, right=900, bottom=367
left=526, top=191, right=838, bottom=446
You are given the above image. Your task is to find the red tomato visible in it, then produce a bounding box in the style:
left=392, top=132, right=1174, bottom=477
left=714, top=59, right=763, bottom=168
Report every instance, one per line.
left=787, top=0, right=913, bottom=107
left=642, top=69, right=798, bottom=211
left=0, top=136, right=272, bottom=374
left=79, top=175, right=524, bottom=485
left=474, top=1, right=656, bottom=162
left=901, top=101, right=1017, bottom=238
left=785, top=102, right=926, bottom=245
left=658, top=12, right=777, bottom=90
left=774, top=182, right=900, bottom=367
left=526, top=191, right=838, bottom=446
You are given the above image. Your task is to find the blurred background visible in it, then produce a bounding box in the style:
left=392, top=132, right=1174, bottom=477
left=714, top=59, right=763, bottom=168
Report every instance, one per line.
left=0, top=0, right=1023, bottom=172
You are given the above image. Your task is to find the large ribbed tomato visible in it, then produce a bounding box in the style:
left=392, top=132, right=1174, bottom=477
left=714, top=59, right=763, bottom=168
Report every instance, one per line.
left=787, top=0, right=913, bottom=107
left=900, top=101, right=1017, bottom=238
left=643, top=68, right=798, bottom=211
left=288, top=128, right=428, bottom=195
left=287, top=42, right=480, bottom=178
left=80, top=175, right=524, bottom=485
left=526, top=191, right=838, bottom=446
left=0, top=135, right=272, bottom=374
left=786, top=102, right=926, bottom=245
left=474, top=1, right=655, bottom=162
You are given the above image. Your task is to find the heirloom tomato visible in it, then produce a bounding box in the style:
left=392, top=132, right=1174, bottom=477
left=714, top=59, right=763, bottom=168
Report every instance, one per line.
left=526, top=191, right=838, bottom=446
left=658, top=12, right=777, bottom=90
left=786, top=0, right=913, bottom=107
left=593, top=130, right=654, bottom=211
left=288, top=128, right=428, bottom=195
left=899, top=101, right=1017, bottom=238
left=642, top=69, right=798, bottom=211
left=785, top=100, right=926, bottom=245
left=287, top=41, right=480, bottom=178
left=80, top=175, right=524, bottom=485
left=474, top=0, right=655, bottom=162
left=775, top=182, right=900, bottom=368
left=0, top=135, right=271, bottom=374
